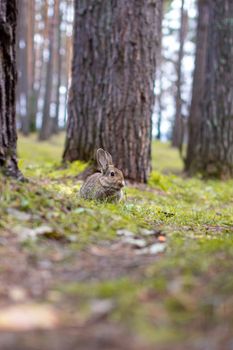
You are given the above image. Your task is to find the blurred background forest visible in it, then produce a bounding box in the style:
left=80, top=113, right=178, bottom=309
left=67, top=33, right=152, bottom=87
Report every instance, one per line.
left=16, top=0, right=73, bottom=138
left=0, top=1, right=233, bottom=348
left=16, top=0, right=195, bottom=142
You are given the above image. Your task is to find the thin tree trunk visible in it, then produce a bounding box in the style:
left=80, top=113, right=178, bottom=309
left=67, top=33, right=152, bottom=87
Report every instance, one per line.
left=186, top=0, right=233, bottom=178
left=39, top=2, right=55, bottom=141
left=15, top=0, right=22, bottom=122
left=53, top=0, right=62, bottom=134
left=0, top=0, right=22, bottom=178
left=33, top=0, right=48, bottom=132
left=16, top=0, right=29, bottom=135
left=155, top=0, right=164, bottom=141
left=185, top=0, right=210, bottom=172
left=171, top=0, right=188, bottom=150
left=27, top=0, right=36, bottom=132
left=156, top=70, right=163, bottom=141
left=64, top=0, right=161, bottom=183
left=63, top=13, right=73, bottom=129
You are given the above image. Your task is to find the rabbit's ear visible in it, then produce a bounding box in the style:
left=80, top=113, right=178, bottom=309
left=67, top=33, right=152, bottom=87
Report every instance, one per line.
left=104, top=151, right=113, bottom=166
left=96, top=148, right=110, bottom=172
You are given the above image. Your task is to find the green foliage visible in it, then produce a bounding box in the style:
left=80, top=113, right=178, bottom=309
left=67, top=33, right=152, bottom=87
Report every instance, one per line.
left=152, top=141, right=183, bottom=174
left=148, top=171, right=173, bottom=190
left=0, top=134, right=232, bottom=347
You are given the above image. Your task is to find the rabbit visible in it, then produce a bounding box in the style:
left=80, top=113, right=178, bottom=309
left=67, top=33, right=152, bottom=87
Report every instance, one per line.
left=80, top=148, right=125, bottom=202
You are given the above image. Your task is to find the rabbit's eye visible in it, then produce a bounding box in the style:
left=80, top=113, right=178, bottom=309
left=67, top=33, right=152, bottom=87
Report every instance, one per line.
left=110, top=171, right=115, bottom=177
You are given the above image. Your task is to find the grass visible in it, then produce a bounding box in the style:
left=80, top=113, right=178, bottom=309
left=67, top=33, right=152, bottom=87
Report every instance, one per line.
left=152, top=140, right=183, bottom=174
left=0, top=133, right=232, bottom=348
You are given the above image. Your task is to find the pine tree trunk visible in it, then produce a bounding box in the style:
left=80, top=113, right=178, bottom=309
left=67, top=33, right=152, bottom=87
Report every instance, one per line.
left=171, top=0, right=187, bottom=149
left=0, top=0, right=22, bottom=178
left=63, top=0, right=161, bottom=183
left=155, top=0, right=164, bottom=141
left=27, top=0, right=37, bottom=133
left=156, top=70, right=163, bottom=141
left=32, top=0, right=48, bottom=132
left=186, top=0, right=233, bottom=178
left=53, top=0, right=62, bottom=134
left=62, top=8, right=73, bottom=128
left=39, top=4, right=55, bottom=141
left=16, top=0, right=30, bottom=135
left=185, top=0, right=210, bottom=172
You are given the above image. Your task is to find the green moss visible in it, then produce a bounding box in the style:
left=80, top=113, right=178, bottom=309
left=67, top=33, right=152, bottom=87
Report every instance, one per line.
left=0, top=134, right=232, bottom=347
left=148, top=171, right=173, bottom=191
left=152, top=141, right=183, bottom=174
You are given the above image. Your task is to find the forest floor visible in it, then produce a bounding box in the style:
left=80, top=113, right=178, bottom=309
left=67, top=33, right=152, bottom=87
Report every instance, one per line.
left=0, top=134, right=233, bottom=350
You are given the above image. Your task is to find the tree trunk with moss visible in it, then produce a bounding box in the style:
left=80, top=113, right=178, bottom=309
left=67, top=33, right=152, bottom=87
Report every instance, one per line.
left=0, top=0, right=22, bottom=178
left=186, top=0, right=233, bottom=178
left=63, top=0, right=162, bottom=182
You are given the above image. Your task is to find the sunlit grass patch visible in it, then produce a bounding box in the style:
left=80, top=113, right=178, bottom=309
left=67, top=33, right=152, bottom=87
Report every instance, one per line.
left=18, top=133, right=87, bottom=179
left=18, top=133, right=64, bottom=167
left=1, top=134, right=232, bottom=347
left=152, top=141, right=183, bottom=174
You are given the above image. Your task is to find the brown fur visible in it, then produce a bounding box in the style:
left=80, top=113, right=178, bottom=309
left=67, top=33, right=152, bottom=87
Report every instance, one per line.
left=80, top=149, right=125, bottom=202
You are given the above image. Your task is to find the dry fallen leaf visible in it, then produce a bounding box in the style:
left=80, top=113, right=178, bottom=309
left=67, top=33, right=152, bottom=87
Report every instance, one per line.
left=90, top=299, right=115, bottom=318
left=158, top=235, right=166, bottom=242
left=13, top=225, right=53, bottom=241
left=122, top=237, right=147, bottom=248
left=137, top=243, right=166, bottom=255
left=0, top=303, right=59, bottom=331
left=7, top=208, right=31, bottom=221
left=116, top=229, right=135, bottom=237
left=90, top=245, right=112, bottom=256
left=13, top=225, right=68, bottom=242
left=148, top=243, right=165, bottom=254
left=139, top=229, right=155, bottom=236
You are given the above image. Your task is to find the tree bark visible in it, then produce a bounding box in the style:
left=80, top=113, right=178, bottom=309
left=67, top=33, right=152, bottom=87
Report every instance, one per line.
left=185, top=0, right=210, bottom=172
left=171, top=0, right=188, bottom=150
left=155, top=0, right=164, bottom=141
left=0, top=0, right=22, bottom=178
left=62, top=3, right=73, bottom=128
left=16, top=0, right=36, bottom=134
left=39, top=2, right=55, bottom=141
left=32, top=0, right=48, bottom=132
left=156, top=70, right=163, bottom=141
left=27, top=0, right=37, bottom=133
left=53, top=0, right=62, bottom=134
left=185, top=0, right=233, bottom=178
left=63, top=0, right=161, bottom=183
left=16, top=0, right=30, bottom=135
